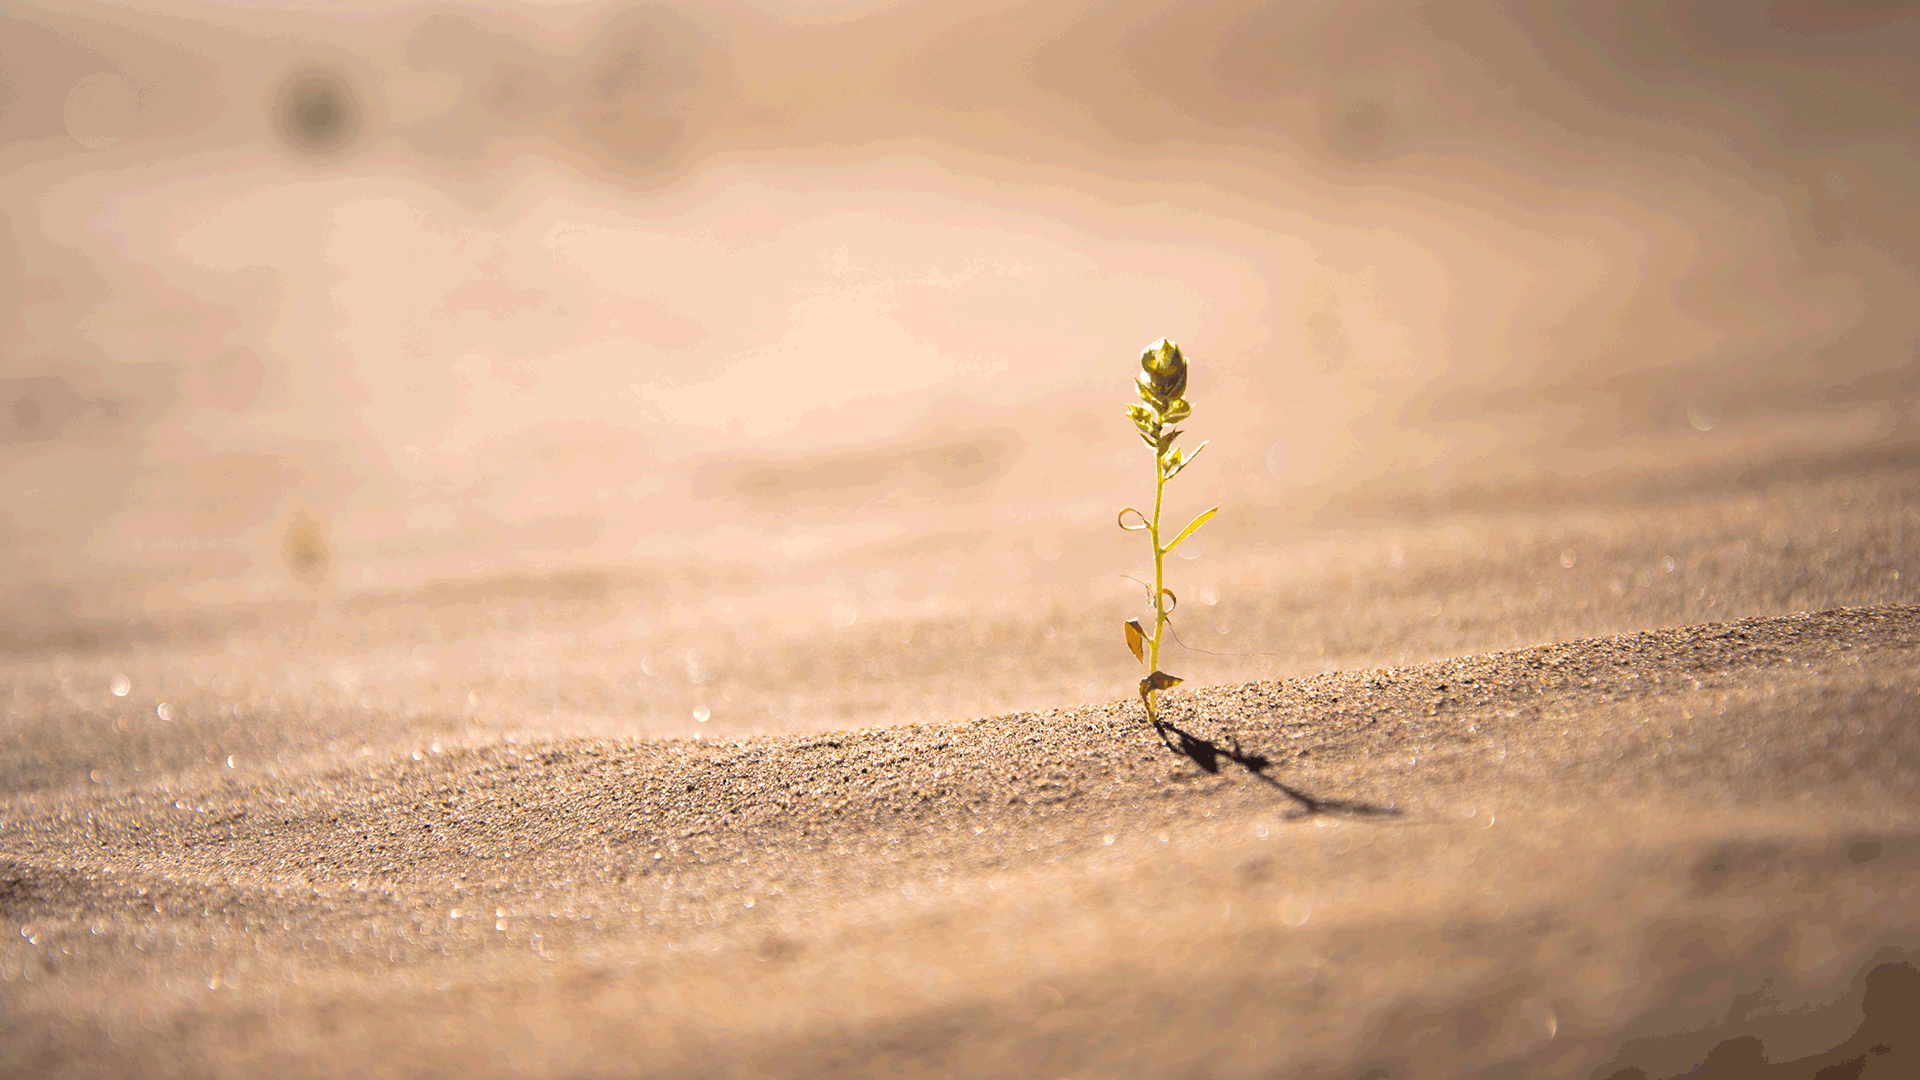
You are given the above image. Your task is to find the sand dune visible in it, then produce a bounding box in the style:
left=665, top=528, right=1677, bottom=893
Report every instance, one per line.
left=4, top=448, right=1917, bottom=1078
left=7, top=1, right=1920, bottom=1074
left=5, top=588, right=1917, bottom=1078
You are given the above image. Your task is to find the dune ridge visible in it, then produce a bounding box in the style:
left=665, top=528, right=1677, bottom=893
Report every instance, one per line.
left=4, top=603, right=1917, bottom=1078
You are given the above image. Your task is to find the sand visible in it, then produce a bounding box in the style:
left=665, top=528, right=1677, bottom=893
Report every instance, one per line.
left=4, top=460, right=1919, bottom=1079
left=8, top=1, right=1920, bottom=1072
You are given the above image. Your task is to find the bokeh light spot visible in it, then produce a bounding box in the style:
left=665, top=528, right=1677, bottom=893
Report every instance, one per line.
left=63, top=72, right=138, bottom=149
left=1687, top=392, right=1721, bottom=432
left=274, top=68, right=360, bottom=156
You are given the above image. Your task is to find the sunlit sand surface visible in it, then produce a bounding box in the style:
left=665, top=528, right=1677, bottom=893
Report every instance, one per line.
left=5, top=444, right=1918, bottom=1078
left=5, top=0, right=1920, bottom=1074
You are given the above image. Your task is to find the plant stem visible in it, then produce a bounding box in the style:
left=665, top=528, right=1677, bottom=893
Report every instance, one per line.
left=1148, top=458, right=1168, bottom=722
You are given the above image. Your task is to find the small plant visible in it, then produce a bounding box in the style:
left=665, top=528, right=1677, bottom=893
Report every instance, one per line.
left=284, top=508, right=330, bottom=581
left=1119, top=338, right=1217, bottom=725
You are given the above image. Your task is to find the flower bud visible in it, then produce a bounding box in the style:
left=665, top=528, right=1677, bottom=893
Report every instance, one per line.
left=1138, top=338, right=1188, bottom=401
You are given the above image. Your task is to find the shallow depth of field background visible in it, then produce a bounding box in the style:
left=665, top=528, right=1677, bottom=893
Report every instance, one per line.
left=4, top=0, right=1918, bottom=738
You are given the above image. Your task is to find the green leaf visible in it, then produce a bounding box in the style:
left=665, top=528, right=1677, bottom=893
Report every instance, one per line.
left=1164, top=439, right=1208, bottom=478
left=1162, top=506, right=1219, bottom=554
left=1124, top=619, right=1146, bottom=663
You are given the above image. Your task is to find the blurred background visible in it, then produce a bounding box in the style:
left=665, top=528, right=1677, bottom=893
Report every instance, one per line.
left=3, top=0, right=1919, bottom=759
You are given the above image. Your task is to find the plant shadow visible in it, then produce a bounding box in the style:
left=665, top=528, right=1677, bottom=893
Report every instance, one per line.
left=1151, top=718, right=1400, bottom=819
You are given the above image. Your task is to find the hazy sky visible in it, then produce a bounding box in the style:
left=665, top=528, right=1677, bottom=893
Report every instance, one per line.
left=4, top=0, right=1917, bottom=606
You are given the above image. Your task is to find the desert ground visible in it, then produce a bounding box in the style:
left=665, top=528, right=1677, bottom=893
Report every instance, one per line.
left=7, top=2, right=1920, bottom=1076
left=4, top=434, right=1918, bottom=1080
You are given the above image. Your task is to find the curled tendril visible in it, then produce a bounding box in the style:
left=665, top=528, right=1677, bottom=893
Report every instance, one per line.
left=1117, top=507, right=1151, bottom=532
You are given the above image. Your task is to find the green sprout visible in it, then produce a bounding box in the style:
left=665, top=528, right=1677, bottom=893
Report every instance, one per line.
left=1119, top=338, right=1218, bottom=725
